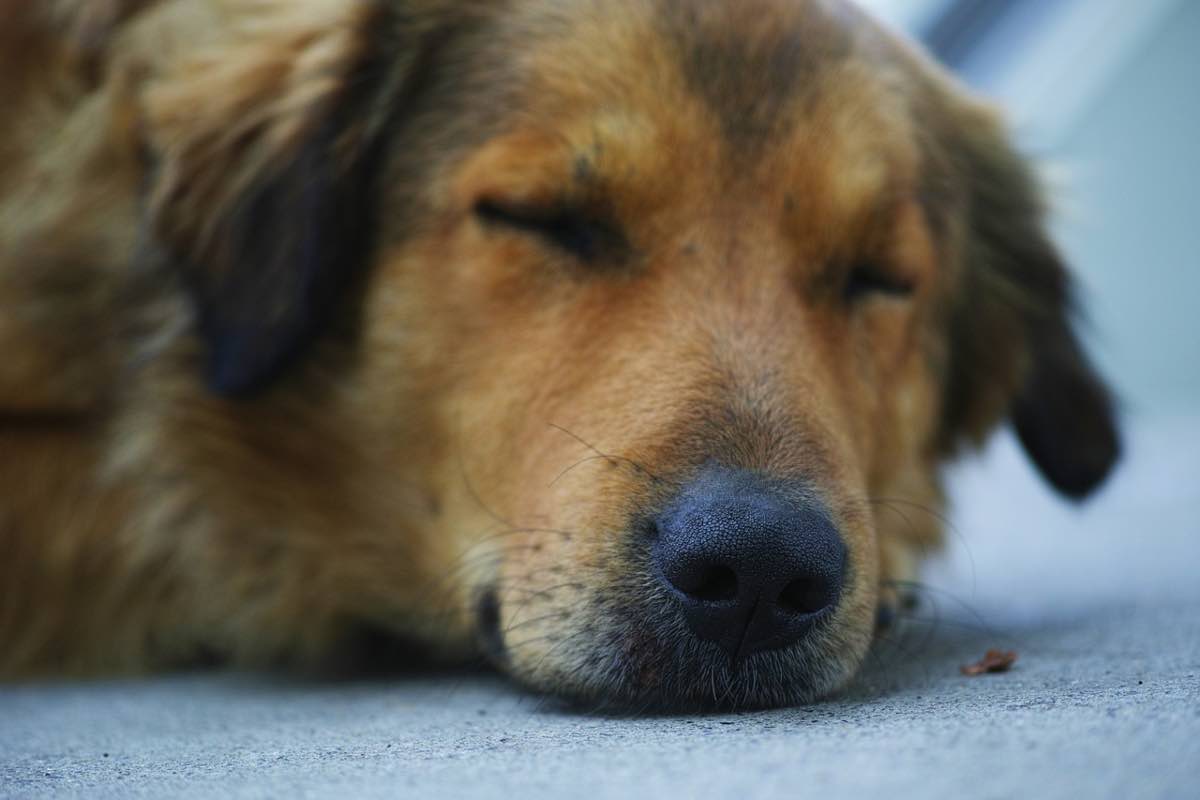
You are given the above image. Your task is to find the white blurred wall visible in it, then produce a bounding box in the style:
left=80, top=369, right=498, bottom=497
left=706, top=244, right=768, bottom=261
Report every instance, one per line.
left=1051, top=0, right=1200, bottom=420
left=861, top=0, right=1200, bottom=420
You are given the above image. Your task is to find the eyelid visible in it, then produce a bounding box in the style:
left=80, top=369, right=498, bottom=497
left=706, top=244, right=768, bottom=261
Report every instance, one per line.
left=475, top=199, right=566, bottom=236
left=843, top=262, right=917, bottom=302
left=474, top=198, right=626, bottom=264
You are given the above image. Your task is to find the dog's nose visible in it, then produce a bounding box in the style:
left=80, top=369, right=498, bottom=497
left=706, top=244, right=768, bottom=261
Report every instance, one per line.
left=651, top=467, right=846, bottom=660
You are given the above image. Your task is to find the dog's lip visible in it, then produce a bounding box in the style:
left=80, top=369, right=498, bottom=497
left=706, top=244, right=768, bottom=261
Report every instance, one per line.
left=475, top=587, right=508, bottom=666
left=587, top=599, right=834, bottom=710
left=484, top=592, right=838, bottom=710
left=484, top=560, right=847, bottom=709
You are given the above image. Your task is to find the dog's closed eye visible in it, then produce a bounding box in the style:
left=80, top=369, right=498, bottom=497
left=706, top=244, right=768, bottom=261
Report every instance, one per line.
left=474, top=199, right=628, bottom=265
left=843, top=262, right=916, bottom=304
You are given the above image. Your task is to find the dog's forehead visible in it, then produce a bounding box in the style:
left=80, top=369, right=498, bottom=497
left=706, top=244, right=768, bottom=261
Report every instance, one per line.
left=444, top=0, right=920, bottom=235
left=658, top=0, right=859, bottom=145
left=474, top=0, right=914, bottom=182
left=499, top=0, right=893, bottom=128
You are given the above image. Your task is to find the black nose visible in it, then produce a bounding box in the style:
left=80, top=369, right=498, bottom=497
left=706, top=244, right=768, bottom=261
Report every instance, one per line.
left=651, top=466, right=846, bottom=660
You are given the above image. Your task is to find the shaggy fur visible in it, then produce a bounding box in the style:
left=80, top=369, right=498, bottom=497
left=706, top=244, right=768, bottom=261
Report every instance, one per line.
left=0, top=0, right=1118, bottom=709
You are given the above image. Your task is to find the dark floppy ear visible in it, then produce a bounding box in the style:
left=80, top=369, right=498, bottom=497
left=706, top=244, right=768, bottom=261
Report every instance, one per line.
left=145, top=1, right=418, bottom=396
left=1011, top=315, right=1121, bottom=499
left=940, top=104, right=1121, bottom=500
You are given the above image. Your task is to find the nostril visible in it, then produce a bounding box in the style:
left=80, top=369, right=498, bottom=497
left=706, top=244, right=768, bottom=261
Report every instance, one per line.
left=777, top=577, right=835, bottom=616
left=671, top=564, right=738, bottom=603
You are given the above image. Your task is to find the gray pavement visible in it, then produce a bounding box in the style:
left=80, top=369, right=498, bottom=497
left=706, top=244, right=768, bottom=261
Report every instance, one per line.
left=3, top=417, right=1199, bottom=799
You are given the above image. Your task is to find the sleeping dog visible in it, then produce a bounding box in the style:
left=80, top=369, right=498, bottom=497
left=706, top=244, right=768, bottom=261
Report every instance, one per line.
left=0, top=0, right=1119, bottom=709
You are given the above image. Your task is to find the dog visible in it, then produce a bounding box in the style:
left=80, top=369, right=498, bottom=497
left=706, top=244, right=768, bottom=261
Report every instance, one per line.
left=0, top=0, right=1119, bottom=710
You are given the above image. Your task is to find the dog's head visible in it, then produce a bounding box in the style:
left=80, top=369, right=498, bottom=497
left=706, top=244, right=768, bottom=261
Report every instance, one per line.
left=143, top=0, right=1119, bottom=708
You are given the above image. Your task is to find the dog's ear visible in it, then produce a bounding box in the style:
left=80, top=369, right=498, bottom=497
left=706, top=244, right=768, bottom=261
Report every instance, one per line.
left=1010, top=315, right=1121, bottom=499
left=145, top=1, right=427, bottom=395
left=939, top=104, right=1120, bottom=500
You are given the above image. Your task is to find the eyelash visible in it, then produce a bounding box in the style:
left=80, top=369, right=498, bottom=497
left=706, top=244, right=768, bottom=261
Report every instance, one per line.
left=474, top=200, right=621, bottom=263
left=476, top=199, right=913, bottom=302
left=843, top=263, right=916, bottom=303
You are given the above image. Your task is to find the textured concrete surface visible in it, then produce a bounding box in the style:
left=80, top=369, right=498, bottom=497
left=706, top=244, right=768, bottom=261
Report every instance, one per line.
left=2, top=417, right=1199, bottom=799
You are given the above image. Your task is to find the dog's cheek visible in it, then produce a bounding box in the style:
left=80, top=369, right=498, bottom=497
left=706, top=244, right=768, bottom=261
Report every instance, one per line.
left=491, top=535, right=596, bottom=687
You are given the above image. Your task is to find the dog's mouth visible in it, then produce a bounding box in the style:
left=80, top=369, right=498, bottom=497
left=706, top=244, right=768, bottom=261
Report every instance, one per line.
left=473, top=577, right=859, bottom=712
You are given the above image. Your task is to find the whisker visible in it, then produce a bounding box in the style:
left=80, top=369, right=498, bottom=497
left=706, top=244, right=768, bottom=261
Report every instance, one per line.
left=892, top=613, right=1010, bottom=636
left=883, top=579, right=1000, bottom=638
left=494, top=581, right=590, bottom=627
left=457, top=447, right=517, bottom=530
left=547, top=422, right=664, bottom=484
left=407, top=538, right=581, bottom=628
left=549, top=454, right=622, bottom=488
left=868, top=497, right=979, bottom=592
left=500, top=597, right=591, bottom=636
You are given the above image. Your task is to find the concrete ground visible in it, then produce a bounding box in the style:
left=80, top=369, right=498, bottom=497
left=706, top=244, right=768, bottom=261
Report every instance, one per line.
left=3, top=417, right=1198, bottom=799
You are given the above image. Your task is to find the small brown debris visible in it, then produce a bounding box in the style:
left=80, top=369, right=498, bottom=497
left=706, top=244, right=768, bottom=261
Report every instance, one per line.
left=960, top=649, right=1018, bottom=676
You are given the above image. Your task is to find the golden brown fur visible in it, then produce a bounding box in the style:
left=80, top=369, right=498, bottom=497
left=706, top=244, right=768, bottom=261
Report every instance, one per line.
left=0, top=0, right=1118, bottom=708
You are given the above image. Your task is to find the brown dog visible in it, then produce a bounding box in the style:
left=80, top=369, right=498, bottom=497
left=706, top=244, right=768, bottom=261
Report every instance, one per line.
left=0, top=0, right=1118, bottom=709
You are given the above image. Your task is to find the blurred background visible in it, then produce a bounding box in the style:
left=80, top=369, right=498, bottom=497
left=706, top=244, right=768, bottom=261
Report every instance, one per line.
left=859, top=0, right=1200, bottom=615
left=2, top=4, right=1196, bottom=797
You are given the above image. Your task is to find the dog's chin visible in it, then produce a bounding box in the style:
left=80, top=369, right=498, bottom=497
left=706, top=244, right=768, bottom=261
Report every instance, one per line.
left=494, top=605, right=867, bottom=713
